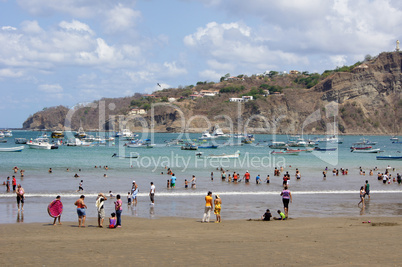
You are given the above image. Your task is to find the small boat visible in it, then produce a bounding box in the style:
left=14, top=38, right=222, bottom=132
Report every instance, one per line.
left=0, top=146, right=24, bottom=152
left=376, top=155, right=402, bottom=160
left=211, top=127, right=230, bottom=139
left=198, top=144, right=219, bottom=149
left=199, top=131, right=214, bottom=140
left=241, top=137, right=253, bottom=144
left=350, top=145, right=372, bottom=150
left=207, top=150, right=240, bottom=159
left=126, top=139, right=155, bottom=148
left=66, top=138, right=93, bottom=147
left=351, top=148, right=381, bottom=153
left=316, top=135, right=343, bottom=144
left=15, top=138, right=27, bottom=144
left=181, top=143, right=198, bottom=150
left=269, top=142, right=288, bottom=149
left=353, top=138, right=377, bottom=146
left=0, top=131, right=4, bottom=138
left=390, top=136, right=399, bottom=142
left=51, top=130, right=64, bottom=138
left=27, top=137, right=52, bottom=149
left=0, top=138, right=7, bottom=143
left=3, top=130, right=12, bottom=137
left=314, top=147, right=337, bottom=151
left=112, top=153, right=139, bottom=159
left=271, top=151, right=299, bottom=155
left=74, top=128, right=87, bottom=139
left=115, top=129, right=137, bottom=140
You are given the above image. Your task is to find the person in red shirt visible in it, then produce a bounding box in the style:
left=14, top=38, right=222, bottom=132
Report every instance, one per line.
left=243, top=171, right=250, bottom=183
left=12, top=176, right=17, bottom=192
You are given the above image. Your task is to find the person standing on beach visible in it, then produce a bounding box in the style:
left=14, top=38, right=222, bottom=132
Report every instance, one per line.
left=149, top=182, right=156, bottom=205
left=114, top=194, right=122, bottom=228
left=131, top=181, right=138, bottom=205
left=191, top=175, right=196, bottom=188
left=280, top=186, right=292, bottom=218
left=243, top=171, right=250, bottom=183
left=170, top=174, right=177, bottom=188
left=96, top=193, right=107, bottom=227
left=16, top=184, right=25, bottom=211
left=364, top=180, right=370, bottom=199
left=221, top=171, right=226, bottom=181
left=358, top=186, right=365, bottom=208
left=6, top=177, right=10, bottom=192
left=202, top=191, right=213, bottom=223
left=74, top=195, right=87, bottom=227
left=12, top=176, right=17, bottom=192
left=49, top=196, right=62, bottom=225
left=214, top=194, right=222, bottom=223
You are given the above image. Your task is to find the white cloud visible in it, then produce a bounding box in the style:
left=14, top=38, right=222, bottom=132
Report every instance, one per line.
left=103, top=4, right=141, bottom=33
left=1, top=26, right=17, bottom=31
left=38, top=83, right=63, bottom=93
left=0, top=68, right=23, bottom=78
left=163, top=61, right=187, bottom=76
left=59, top=20, right=94, bottom=35
left=21, top=20, right=43, bottom=34
left=199, top=69, right=222, bottom=81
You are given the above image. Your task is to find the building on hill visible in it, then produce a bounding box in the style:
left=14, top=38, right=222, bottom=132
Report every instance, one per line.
left=189, top=94, right=203, bottom=100
left=143, top=94, right=156, bottom=98
left=289, top=70, right=300, bottom=75
left=229, top=96, right=254, bottom=103
left=200, top=90, right=219, bottom=96
left=129, top=108, right=147, bottom=115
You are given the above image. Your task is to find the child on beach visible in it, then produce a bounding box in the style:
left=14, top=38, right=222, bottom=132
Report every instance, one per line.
left=109, top=191, right=115, bottom=198
left=184, top=179, right=188, bottom=188
left=109, top=213, right=117, bottom=228
left=261, top=209, right=272, bottom=221
left=76, top=180, right=83, bottom=192
left=274, top=210, right=286, bottom=220
left=127, top=192, right=132, bottom=205
left=265, top=175, right=270, bottom=183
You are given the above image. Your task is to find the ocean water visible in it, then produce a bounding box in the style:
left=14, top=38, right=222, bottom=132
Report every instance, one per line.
left=0, top=131, right=401, bottom=224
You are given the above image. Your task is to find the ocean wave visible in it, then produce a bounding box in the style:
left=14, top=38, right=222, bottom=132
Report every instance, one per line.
left=0, top=190, right=401, bottom=198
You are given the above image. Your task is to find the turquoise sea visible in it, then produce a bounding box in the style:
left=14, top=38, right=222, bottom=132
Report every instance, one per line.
left=0, top=131, right=401, bottom=224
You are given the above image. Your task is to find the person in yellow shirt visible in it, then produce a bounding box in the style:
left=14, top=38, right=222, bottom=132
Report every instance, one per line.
left=202, top=191, right=213, bottom=223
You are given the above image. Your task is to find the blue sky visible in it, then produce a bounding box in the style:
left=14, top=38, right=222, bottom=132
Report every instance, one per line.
left=1, top=0, right=401, bottom=128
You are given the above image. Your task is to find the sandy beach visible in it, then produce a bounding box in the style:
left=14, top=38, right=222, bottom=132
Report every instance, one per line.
left=0, top=216, right=401, bottom=266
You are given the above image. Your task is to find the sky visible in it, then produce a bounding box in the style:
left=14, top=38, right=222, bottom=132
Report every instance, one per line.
left=0, top=0, right=401, bottom=128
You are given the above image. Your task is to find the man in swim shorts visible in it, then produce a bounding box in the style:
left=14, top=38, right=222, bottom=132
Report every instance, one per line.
left=96, top=193, right=107, bottom=227
left=149, top=182, right=155, bottom=205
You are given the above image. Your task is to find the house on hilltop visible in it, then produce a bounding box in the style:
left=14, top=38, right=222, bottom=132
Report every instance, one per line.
left=129, top=108, right=147, bottom=115
left=229, top=96, right=254, bottom=103
left=200, top=90, right=219, bottom=96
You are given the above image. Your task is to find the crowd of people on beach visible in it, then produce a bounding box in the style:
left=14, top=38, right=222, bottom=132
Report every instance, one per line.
left=2, top=163, right=400, bottom=225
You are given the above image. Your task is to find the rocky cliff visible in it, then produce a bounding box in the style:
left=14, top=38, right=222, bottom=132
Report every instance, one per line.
left=23, top=52, right=402, bottom=135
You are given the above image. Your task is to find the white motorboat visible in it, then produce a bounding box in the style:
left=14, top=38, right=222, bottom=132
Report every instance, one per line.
left=115, top=129, right=137, bottom=140
left=0, top=131, right=4, bottom=138
left=207, top=150, right=240, bottom=159
left=199, top=131, right=214, bottom=140
left=3, top=130, right=12, bottom=137
left=212, top=128, right=230, bottom=139
left=66, top=138, right=93, bottom=147
left=0, top=146, right=24, bottom=152
left=316, top=135, right=343, bottom=144
left=27, top=137, right=52, bottom=149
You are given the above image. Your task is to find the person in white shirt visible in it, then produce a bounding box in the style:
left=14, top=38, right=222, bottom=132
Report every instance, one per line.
left=149, top=182, right=156, bottom=205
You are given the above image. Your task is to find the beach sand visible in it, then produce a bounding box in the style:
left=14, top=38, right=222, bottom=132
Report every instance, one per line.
left=0, top=216, right=400, bottom=266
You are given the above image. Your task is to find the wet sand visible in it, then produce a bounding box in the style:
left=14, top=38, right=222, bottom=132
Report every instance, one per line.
left=0, top=216, right=401, bottom=266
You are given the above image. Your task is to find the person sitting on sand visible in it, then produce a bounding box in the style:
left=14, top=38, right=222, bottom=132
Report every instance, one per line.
left=274, top=210, right=286, bottom=220
left=109, top=212, right=117, bottom=228
left=262, top=209, right=272, bottom=221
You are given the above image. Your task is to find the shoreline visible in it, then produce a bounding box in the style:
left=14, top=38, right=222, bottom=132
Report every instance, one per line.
left=1, top=216, right=401, bottom=265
